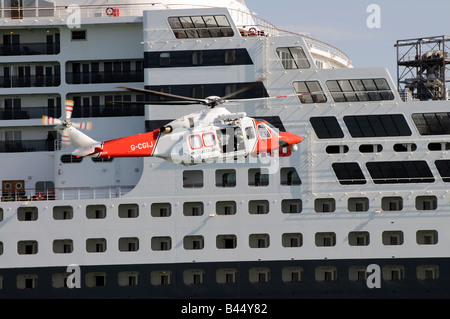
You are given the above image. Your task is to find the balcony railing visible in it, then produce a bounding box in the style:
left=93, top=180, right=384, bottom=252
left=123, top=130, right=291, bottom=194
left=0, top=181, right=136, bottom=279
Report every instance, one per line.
left=0, top=42, right=60, bottom=56
left=0, top=106, right=60, bottom=120
left=0, top=104, right=143, bottom=120
left=0, top=75, right=60, bottom=88
left=65, top=71, right=144, bottom=85
left=71, top=104, right=144, bottom=118
left=0, top=139, right=56, bottom=153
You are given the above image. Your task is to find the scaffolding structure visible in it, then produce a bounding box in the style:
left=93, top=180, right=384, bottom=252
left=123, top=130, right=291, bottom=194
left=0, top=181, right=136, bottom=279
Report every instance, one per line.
left=396, top=35, right=450, bottom=101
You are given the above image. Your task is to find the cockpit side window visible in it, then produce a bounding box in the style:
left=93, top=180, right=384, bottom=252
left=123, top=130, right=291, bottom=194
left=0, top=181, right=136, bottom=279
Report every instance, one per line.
left=257, top=124, right=272, bottom=139
left=245, top=127, right=255, bottom=139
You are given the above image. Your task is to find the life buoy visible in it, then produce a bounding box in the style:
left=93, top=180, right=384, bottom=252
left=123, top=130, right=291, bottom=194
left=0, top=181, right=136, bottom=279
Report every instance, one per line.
left=248, top=28, right=257, bottom=36
left=36, top=192, right=45, bottom=201
left=106, top=7, right=114, bottom=16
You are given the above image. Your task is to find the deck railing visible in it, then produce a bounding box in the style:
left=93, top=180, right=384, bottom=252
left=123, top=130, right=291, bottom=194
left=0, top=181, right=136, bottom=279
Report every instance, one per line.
left=1, top=186, right=134, bottom=202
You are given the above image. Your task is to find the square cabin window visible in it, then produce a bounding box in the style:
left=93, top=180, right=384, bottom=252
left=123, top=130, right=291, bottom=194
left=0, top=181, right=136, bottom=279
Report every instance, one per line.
left=71, top=30, right=86, bottom=40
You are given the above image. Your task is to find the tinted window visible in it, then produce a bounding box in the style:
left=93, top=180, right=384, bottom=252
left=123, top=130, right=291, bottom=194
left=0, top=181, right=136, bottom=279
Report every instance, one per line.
left=276, top=47, right=310, bottom=69
left=366, top=161, right=434, bottom=184
left=327, top=78, right=394, bottom=102
left=310, top=117, right=344, bottom=139
left=293, top=81, right=327, bottom=103
left=412, top=113, right=450, bottom=135
left=435, top=160, right=450, bottom=182
left=169, top=15, right=234, bottom=39
left=332, top=163, right=366, bottom=185
left=344, top=114, right=411, bottom=138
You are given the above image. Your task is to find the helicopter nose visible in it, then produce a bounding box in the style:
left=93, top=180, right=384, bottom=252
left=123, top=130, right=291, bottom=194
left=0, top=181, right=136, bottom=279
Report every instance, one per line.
left=278, top=131, right=303, bottom=147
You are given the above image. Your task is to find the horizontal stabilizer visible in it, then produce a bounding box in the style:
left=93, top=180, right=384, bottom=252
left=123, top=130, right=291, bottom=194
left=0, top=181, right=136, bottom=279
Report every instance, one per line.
left=72, top=144, right=102, bottom=157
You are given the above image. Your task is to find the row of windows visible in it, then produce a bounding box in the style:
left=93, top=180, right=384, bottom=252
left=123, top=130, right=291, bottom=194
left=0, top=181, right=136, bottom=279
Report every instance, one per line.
left=325, top=142, right=450, bottom=154
left=143, top=78, right=392, bottom=105
left=311, top=113, right=450, bottom=140
left=2, top=263, right=440, bottom=290
left=2, top=194, right=442, bottom=225
left=0, top=60, right=144, bottom=89
left=310, top=114, right=412, bottom=139
left=144, top=49, right=253, bottom=68
left=292, top=79, right=394, bottom=104
left=0, top=30, right=60, bottom=56
left=145, top=81, right=268, bottom=102
left=333, top=160, right=450, bottom=185
left=0, top=228, right=439, bottom=258
left=66, top=60, right=144, bottom=85
left=168, top=15, right=234, bottom=39
left=0, top=93, right=145, bottom=121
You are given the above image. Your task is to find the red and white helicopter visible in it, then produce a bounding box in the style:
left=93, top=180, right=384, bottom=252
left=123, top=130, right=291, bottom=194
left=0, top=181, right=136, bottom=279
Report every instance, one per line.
left=42, top=83, right=303, bottom=166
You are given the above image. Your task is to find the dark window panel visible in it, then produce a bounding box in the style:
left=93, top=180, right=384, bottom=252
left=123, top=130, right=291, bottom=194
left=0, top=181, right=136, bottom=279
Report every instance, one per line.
left=332, top=163, right=366, bottom=185
left=145, top=82, right=268, bottom=102
left=367, top=161, right=434, bottom=184
left=310, top=117, right=344, bottom=139
left=413, top=113, right=450, bottom=136
left=326, top=78, right=394, bottom=102
left=344, top=115, right=411, bottom=138
left=144, top=49, right=253, bottom=68
left=435, top=160, right=450, bottom=182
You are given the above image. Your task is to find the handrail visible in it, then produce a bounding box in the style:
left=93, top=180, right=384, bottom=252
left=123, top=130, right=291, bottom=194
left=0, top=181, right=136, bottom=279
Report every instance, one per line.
left=1, top=185, right=135, bottom=202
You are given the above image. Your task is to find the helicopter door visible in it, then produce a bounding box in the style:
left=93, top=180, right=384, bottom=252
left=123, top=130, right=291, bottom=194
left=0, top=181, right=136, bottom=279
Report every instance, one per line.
left=217, top=127, right=246, bottom=154
left=244, top=125, right=257, bottom=153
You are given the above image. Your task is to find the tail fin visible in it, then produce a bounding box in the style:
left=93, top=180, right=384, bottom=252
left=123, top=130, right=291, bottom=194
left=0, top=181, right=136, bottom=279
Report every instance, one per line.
left=64, top=126, right=103, bottom=157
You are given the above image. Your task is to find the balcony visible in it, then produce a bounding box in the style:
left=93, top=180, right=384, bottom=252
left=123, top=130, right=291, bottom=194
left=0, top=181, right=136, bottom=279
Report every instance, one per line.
left=0, top=139, right=57, bottom=153
left=0, top=106, right=60, bottom=120
left=0, top=74, right=60, bottom=88
left=0, top=42, right=59, bottom=56
left=65, top=71, right=144, bottom=85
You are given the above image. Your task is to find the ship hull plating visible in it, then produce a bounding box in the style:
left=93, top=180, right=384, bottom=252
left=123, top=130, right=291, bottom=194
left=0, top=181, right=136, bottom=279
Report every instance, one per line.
left=1, top=258, right=449, bottom=299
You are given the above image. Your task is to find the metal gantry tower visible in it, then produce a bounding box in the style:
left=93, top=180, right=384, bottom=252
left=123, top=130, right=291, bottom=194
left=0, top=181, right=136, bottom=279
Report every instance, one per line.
left=396, top=35, right=450, bottom=101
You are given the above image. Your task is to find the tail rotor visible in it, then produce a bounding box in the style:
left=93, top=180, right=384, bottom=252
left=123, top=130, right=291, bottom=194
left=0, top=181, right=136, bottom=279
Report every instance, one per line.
left=42, top=100, right=93, bottom=147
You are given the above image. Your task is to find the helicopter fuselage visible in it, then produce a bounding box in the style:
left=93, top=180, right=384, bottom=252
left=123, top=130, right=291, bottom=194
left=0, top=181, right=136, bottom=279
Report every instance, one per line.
left=87, top=107, right=302, bottom=166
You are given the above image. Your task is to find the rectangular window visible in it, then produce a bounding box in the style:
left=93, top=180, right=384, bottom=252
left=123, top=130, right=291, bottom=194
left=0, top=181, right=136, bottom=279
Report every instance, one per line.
left=344, top=114, right=411, bottom=138
left=276, top=47, right=310, bottom=69
left=366, top=161, right=435, bottom=184
left=145, top=49, right=253, bottom=68
left=293, top=81, right=326, bottom=103
left=71, top=30, right=86, bottom=41
left=310, top=117, right=344, bottom=139
left=412, top=113, right=450, bottom=135
left=435, top=160, right=450, bottom=182
left=327, top=78, right=394, bottom=102
left=168, top=15, right=234, bottom=39
left=332, top=163, right=366, bottom=185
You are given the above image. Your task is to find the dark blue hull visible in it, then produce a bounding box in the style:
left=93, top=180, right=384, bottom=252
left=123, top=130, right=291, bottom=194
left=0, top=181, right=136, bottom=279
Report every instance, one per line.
left=1, top=258, right=449, bottom=299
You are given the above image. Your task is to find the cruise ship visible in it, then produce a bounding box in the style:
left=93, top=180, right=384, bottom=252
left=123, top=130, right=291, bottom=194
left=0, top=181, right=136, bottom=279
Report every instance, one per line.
left=0, top=0, right=449, bottom=300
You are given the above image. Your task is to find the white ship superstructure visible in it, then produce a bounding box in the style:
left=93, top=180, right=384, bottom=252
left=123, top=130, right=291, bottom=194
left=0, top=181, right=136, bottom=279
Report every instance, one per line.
left=0, top=0, right=448, bottom=299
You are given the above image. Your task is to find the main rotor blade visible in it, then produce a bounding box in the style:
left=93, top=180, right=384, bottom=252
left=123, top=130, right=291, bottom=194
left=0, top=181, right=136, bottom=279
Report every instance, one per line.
left=220, top=78, right=265, bottom=100
left=117, top=86, right=207, bottom=104
left=231, top=92, right=314, bottom=103
left=106, top=100, right=199, bottom=106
